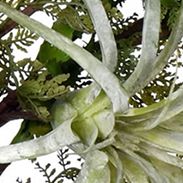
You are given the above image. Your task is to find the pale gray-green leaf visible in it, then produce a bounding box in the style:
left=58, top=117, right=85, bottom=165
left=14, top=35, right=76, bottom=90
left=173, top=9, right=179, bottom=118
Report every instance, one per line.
left=107, top=147, right=123, bottom=183
left=139, top=142, right=183, bottom=168
left=0, top=118, right=79, bottom=163
left=120, top=153, right=149, bottom=183
left=51, top=99, right=78, bottom=128
left=76, top=150, right=110, bottom=183
left=124, top=0, right=160, bottom=95
left=121, top=149, right=166, bottom=183
left=83, top=0, right=117, bottom=71
left=93, top=109, right=114, bottom=139
left=150, top=157, right=183, bottom=182
left=72, top=118, right=98, bottom=146
left=135, top=127, right=183, bottom=153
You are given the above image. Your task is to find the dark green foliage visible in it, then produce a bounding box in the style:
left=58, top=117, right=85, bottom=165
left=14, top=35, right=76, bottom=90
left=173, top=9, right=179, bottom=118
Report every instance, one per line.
left=37, top=22, right=74, bottom=75
left=12, top=120, right=52, bottom=144
left=8, top=26, right=38, bottom=53
left=60, top=60, right=92, bottom=89
left=106, top=0, right=126, bottom=7
left=161, top=0, right=180, bottom=8
left=58, top=5, right=94, bottom=33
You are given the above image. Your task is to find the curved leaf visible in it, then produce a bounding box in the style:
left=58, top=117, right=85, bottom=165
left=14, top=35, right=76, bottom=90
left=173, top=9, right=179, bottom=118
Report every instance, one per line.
left=116, top=87, right=183, bottom=131
left=83, top=0, right=117, bottom=71
left=106, top=147, right=123, bottom=183
left=139, top=142, right=183, bottom=168
left=150, top=157, right=183, bottom=182
left=75, top=150, right=110, bottom=183
left=72, top=118, right=98, bottom=146
left=135, top=127, right=183, bottom=153
left=50, top=98, right=78, bottom=128
left=0, top=118, right=79, bottom=163
left=93, top=109, right=114, bottom=139
left=120, top=153, right=149, bottom=183
left=124, top=0, right=160, bottom=95
left=121, top=150, right=166, bottom=183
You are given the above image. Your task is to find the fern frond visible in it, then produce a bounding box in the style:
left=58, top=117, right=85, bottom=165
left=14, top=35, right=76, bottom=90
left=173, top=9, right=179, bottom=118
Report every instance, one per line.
left=8, top=26, right=38, bottom=52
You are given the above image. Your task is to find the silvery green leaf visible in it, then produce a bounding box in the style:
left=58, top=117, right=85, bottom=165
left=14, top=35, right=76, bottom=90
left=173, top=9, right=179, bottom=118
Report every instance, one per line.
left=141, top=0, right=160, bottom=60
left=82, top=0, right=118, bottom=103
left=160, top=112, right=183, bottom=132
left=124, top=0, right=160, bottom=95
left=50, top=99, right=78, bottom=128
left=139, top=142, right=183, bottom=168
left=106, top=147, right=123, bottom=183
left=121, top=149, right=166, bottom=183
left=93, top=109, right=114, bottom=139
left=135, top=127, right=183, bottom=153
left=75, top=150, right=110, bottom=183
left=83, top=0, right=117, bottom=71
left=124, top=1, right=183, bottom=97
left=0, top=118, right=79, bottom=163
left=115, top=132, right=140, bottom=152
left=150, top=157, right=183, bottom=182
left=115, top=98, right=166, bottom=124
left=72, top=118, right=98, bottom=146
left=120, top=153, right=149, bottom=183
left=116, top=87, right=183, bottom=131
left=153, top=1, right=183, bottom=79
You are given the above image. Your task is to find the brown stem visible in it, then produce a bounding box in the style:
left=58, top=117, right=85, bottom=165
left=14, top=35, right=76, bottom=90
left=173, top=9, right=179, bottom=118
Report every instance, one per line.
left=0, top=90, right=18, bottom=114
left=115, top=18, right=170, bottom=45
left=0, top=90, right=40, bottom=127
left=0, top=111, right=40, bottom=127
left=115, top=18, right=143, bottom=40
